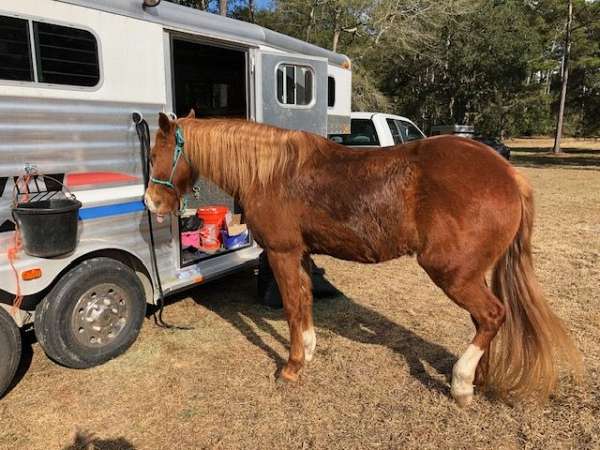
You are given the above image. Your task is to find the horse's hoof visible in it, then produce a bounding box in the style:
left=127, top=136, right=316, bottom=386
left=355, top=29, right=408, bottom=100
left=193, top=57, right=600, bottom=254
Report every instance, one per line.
left=279, top=366, right=300, bottom=383
left=453, top=393, right=474, bottom=408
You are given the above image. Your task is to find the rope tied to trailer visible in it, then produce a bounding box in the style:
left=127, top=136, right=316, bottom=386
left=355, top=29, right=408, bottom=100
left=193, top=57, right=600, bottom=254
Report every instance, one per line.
left=133, top=112, right=193, bottom=331
left=7, top=225, right=24, bottom=315
left=7, top=174, right=31, bottom=315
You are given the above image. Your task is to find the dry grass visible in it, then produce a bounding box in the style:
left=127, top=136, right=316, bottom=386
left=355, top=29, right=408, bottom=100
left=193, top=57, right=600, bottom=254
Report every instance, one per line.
left=505, top=137, right=600, bottom=150
left=1, top=147, right=599, bottom=449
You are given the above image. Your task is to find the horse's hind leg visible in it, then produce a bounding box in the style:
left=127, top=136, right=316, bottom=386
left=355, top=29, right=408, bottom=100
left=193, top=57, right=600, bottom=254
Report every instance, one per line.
left=444, top=280, right=505, bottom=406
left=419, top=261, right=506, bottom=406
left=267, top=250, right=305, bottom=382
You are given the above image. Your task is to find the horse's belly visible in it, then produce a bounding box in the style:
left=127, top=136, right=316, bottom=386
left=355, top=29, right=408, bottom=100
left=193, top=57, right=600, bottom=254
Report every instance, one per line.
left=304, top=221, right=416, bottom=264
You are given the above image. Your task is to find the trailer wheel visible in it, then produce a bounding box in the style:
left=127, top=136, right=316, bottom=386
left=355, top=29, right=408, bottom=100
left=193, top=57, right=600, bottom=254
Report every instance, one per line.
left=35, top=257, right=146, bottom=369
left=0, top=307, right=21, bottom=399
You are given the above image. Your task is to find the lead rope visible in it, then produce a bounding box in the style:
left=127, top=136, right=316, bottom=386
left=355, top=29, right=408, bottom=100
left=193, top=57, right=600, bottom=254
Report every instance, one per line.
left=133, top=113, right=193, bottom=331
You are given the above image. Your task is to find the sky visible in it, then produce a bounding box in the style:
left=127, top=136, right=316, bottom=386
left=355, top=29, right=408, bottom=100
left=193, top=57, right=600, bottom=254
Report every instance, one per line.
left=254, top=0, right=273, bottom=10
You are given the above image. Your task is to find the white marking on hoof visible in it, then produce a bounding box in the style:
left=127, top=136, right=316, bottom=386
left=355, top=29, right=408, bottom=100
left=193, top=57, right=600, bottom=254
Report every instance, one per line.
left=451, top=344, right=484, bottom=406
left=303, top=328, right=316, bottom=362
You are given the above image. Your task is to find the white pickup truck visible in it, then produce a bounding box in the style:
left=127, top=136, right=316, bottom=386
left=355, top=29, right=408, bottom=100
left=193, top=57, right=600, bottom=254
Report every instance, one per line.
left=328, top=112, right=426, bottom=148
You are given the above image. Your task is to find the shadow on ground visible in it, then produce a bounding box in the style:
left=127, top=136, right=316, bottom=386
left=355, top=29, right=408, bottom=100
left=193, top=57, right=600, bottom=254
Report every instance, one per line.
left=188, top=268, right=455, bottom=396
left=61, top=430, right=135, bottom=450
left=3, top=328, right=35, bottom=398
left=510, top=147, right=600, bottom=169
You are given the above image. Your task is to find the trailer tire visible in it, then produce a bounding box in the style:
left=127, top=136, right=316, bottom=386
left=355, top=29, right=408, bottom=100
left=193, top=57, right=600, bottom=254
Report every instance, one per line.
left=0, top=307, right=21, bottom=399
left=257, top=251, right=284, bottom=308
left=35, top=257, right=146, bottom=369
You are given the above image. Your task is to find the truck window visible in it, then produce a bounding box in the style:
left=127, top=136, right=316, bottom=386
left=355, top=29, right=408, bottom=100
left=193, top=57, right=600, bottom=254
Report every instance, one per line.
left=0, top=15, right=33, bottom=82
left=386, top=118, right=403, bottom=145
left=396, top=120, right=424, bottom=142
left=328, top=118, right=380, bottom=146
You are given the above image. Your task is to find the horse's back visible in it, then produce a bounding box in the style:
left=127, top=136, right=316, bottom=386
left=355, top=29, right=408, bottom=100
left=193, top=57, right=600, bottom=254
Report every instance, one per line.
left=409, top=135, right=520, bottom=213
left=260, top=134, right=521, bottom=264
left=288, top=140, right=441, bottom=262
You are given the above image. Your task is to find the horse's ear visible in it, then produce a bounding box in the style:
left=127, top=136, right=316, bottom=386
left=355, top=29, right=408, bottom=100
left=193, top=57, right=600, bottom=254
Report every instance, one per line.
left=186, top=109, right=195, bottom=119
left=158, top=112, right=172, bottom=134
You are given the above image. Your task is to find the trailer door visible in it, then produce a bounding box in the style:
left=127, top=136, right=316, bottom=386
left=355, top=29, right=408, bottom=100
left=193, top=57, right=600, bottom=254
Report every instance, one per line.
left=257, top=52, right=328, bottom=136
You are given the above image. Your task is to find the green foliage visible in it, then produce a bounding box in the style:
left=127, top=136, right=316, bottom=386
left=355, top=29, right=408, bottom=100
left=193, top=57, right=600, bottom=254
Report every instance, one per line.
left=167, top=0, right=600, bottom=137
left=351, top=65, right=393, bottom=112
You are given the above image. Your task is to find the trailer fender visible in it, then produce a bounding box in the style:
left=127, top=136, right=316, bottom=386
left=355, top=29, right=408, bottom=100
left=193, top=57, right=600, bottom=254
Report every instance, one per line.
left=0, top=244, right=154, bottom=304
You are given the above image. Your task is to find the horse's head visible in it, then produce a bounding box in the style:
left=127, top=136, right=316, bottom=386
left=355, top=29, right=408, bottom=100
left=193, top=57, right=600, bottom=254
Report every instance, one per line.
left=144, top=110, right=195, bottom=222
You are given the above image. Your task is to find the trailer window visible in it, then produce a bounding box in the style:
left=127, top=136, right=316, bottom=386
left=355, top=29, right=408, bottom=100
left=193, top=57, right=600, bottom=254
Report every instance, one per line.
left=0, top=16, right=33, bottom=82
left=328, top=76, right=335, bottom=107
left=33, top=22, right=99, bottom=87
left=276, top=64, right=314, bottom=106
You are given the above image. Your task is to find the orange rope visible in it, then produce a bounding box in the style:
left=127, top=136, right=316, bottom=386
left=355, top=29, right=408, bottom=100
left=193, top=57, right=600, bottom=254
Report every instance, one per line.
left=8, top=175, right=30, bottom=315
left=8, top=229, right=23, bottom=314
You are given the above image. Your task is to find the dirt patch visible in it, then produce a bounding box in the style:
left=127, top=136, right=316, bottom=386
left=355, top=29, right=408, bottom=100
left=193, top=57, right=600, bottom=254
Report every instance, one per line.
left=1, top=149, right=599, bottom=449
left=505, top=137, right=600, bottom=150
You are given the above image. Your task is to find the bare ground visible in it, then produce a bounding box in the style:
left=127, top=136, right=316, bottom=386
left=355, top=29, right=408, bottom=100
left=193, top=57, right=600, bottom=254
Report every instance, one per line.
left=505, top=137, right=600, bottom=150
left=1, top=143, right=599, bottom=450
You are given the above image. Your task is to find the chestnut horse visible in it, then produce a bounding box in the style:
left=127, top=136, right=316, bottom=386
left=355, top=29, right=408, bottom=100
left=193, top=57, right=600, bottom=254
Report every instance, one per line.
left=145, top=111, right=581, bottom=405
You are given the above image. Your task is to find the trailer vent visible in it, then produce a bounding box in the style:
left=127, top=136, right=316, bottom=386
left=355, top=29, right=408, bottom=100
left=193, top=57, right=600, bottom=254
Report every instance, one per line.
left=33, top=22, right=100, bottom=87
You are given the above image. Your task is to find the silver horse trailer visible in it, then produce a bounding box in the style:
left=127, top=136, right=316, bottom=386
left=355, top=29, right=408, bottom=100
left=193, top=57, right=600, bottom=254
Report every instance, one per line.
left=0, top=0, right=351, bottom=397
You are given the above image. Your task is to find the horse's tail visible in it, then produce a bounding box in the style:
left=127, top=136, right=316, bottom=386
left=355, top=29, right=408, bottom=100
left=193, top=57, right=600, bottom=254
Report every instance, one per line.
left=486, top=171, right=582, bottom=401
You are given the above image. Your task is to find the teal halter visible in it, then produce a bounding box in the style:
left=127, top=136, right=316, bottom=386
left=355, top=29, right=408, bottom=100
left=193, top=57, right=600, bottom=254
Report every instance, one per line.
left=150, top=126, right=191, bottom=195
left=150, top=126, right=191, bottom=213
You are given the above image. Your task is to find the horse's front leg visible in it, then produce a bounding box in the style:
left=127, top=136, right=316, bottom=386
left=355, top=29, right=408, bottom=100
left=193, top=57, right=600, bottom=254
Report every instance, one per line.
left=267, top=249, right=305, bottom=382
left=301, top=255, right=316, bottom=362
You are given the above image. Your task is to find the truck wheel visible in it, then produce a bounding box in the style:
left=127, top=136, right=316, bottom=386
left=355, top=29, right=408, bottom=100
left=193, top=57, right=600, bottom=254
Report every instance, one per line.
left=35, top=257, right=147, bottom=369
left=0, top=307, right=22, bottom=399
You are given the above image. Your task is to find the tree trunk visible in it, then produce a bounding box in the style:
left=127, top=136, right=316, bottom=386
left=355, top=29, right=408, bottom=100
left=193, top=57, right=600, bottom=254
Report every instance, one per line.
left=306, top=2, right=317, bottom=42
left=219, top=0, right=227, bottom=16
left=553, top=0, right=573, bottom=154
left=331, top=8, right=341, bottom=52
left=248, top=0, right=255, bottom=23
left=332, top=30, right=340, bottom=52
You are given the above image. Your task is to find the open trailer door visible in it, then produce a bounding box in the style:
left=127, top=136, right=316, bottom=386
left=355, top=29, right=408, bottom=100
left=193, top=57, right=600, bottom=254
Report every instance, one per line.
left=256, top=51, right=328, bottom=136
left=167, top=33, right=254, bottom=268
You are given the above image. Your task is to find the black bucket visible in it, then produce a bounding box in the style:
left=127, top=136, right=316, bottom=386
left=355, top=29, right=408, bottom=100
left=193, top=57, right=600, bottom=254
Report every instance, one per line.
left=13, top=198, right=82, bottom=258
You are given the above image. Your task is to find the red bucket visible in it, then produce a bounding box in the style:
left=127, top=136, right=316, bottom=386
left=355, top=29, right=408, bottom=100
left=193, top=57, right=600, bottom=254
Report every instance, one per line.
left=197, top=206, right=229, bottom=249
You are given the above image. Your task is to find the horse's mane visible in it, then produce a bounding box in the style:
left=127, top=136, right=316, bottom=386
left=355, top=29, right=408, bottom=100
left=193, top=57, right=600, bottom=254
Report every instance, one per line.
left=179, top=118, right=323, bottom=195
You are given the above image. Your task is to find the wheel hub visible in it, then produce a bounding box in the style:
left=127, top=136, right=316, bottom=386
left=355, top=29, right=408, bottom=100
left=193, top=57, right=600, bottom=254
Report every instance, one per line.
left=71, top=283, right=130, bottom=347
